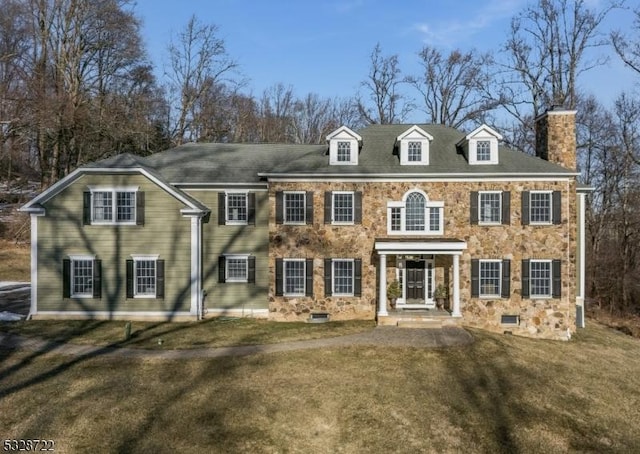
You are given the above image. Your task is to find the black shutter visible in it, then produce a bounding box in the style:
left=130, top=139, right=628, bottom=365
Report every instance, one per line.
left=93, top=259, right=102, bottom=299
left=275, top=191, right=283, bottom=224
left=126, top=259, right=134, bottom=298
left=501, top=259, right=511, bottom=298
left=275, top=258, right=283, bottom=296
left=63, top=259, right=71, bottom=298
left=502, top=191, right=511, bottom=225
left=218, top=193, right=226, bottom=225
left=324, top=191, right=332, bottom=224
left=218, top=256, right=226, bottom=283
left=136, top=191, right=145, bottom=225
left=354, top=259, right=362, bottom=297
left=83, top=192, right=91, bottom=225
left=471, top=259, right=479, bottom=297
left=521, top=259, right=530, bottom=298
left=521, top=191, right=530, bottom=225
left=248, top=193, right=256, bottom=225
left=354, top=192, right=362, bottom=224
left=248, top=256, right=256, bottom=284
left=305, top=191, right=314, bottom=224
left=552, top=259, right=562, bottom=298
left=156, top=260, right=165, bottom=299
left=305, top=258, right=314, bottom=297
left=324, top=258, right=332, bottom=297
left=552, top=191, right=562, bottom=224
left=470, top=191, right=479, bottom=225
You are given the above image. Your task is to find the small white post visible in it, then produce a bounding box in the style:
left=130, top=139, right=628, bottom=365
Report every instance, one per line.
left=378, top=254, right=388, bottom=317
left=452, top=254, right=461, bottom=317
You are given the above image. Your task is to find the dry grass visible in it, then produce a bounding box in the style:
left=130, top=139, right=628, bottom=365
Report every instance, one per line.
left=0, top=240, right=30, bottom=282
left=0, top=318, right=376, bottom=349
left=1, top=321, right=640, bottom=453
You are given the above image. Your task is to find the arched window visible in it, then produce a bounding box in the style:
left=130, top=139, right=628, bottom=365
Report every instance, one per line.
left=405, top=192, right=425, bottom=231
left=387, top=190, right=444, bottom=235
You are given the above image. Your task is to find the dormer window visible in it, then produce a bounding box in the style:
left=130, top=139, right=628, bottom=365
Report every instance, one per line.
left=458, top=124, right=502, bottom=165
left=397, top=125, right=432, bottom=165
left=337, top=141, right=352, bottom=162
left=327, top=126, right=362, bottom=165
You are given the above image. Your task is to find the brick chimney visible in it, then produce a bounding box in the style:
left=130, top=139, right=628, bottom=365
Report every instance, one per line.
left=535, top=107, right=577, bottom=171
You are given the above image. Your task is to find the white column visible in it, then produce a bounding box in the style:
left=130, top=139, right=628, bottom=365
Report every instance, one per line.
left=452, top=254, right=461, bottom=317
left=30, top=213, right=40, bottom=318
left=577, top=192, right=586, bottom=327
left=378, top=254, right=388, bottom=317
left=189, top=215, right=201, bottom=318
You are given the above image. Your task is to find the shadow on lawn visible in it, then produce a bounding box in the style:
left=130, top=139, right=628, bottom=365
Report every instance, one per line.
left=0, top=195, right=273, bottom=450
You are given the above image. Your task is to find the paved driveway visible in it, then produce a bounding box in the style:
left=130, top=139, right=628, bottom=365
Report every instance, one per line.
left=0, top=283, right=30, bottom=318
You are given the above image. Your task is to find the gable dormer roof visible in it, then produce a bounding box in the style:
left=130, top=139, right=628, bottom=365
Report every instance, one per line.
left=459, top=124, right=503, bottom=143
left=326, top=125, right=362, bottom=165
left=396, top=124, right=434, bottom=142
left=457, top=124, right=503, bottom=165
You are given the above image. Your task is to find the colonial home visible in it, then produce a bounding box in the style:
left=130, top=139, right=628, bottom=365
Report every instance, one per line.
left=20, top=107, right=588, bottom=340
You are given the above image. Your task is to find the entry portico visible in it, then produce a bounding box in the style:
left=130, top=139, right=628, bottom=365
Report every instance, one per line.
left=374, top=238, right=467, bottom=319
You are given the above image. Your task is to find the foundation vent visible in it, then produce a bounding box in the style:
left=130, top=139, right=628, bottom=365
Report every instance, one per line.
left=309, top=312, right=330, bottom=323
left=501, top=315, right=520, bottom=325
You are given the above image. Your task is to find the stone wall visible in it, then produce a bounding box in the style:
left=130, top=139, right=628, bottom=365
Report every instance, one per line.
left=268, top=179, right=577, bottom=340
left=536, top=110, right=577, bottom=171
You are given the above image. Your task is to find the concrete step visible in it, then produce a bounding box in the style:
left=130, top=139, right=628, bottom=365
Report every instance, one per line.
left=397, top=319, right=443, bottom=328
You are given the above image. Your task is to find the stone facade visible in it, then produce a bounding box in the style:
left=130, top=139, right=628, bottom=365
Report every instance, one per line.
left=268, top=178, right=577, bottom=340
left=536, top=109, right=577, bottom=171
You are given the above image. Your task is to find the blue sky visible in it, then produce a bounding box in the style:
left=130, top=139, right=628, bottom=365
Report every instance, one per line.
left=135, top=0, right=637, bottom=119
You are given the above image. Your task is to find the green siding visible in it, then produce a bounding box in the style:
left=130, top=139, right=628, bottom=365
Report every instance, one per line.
left=37, top=174, right=193, bottom=314
left=186, top=190, right=269, bottom=311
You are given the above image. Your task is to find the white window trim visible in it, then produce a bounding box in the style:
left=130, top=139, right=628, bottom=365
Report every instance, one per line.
left=283, top=191, right=306, bottom=225
left=225, top=191, right=249, bottom=225
left=529, top=190, right=553, bottom=225
left=478, top=191, right=502, bottom=225
left=332, top=258, right=355, bottom=297
left=88, top=186, right=138, bottom=225
left=283, top=258, right=306, bottom=297
left=69, top=254, right=95, bottom=298
left=332, top=191, right=355, bottom=225
left=530, top=259, right=552, bottom=298
left=397, top=125, right=432, bottom=165
left=224, top=254, right=250, bottom=283
left=327, top=126, right=361, bottom=166
left=479, top=259, right=502, bottom=299
left=469, top=138, right=499, bottom=165
left=131, top=254, right=159, bottom=298
left=386, top=190, right=444, bottom=235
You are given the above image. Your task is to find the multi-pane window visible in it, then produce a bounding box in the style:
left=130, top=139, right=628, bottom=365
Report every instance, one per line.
left=91, top=190, right=136, bottom=223
left=406, top=192, right=426, bottom=231
left=390, top=207, right=401, bottom=231
left=284, top=260, right=305, bottom=296
left=530, top=260, right=551, bottom=297
left=479, top=192, right=501, bottom=224
left=226, top=257, right=248, bottom=282
left=476, top=140, right=491, bottom=161
left=72, top=259, right=93, bottom=297
left=387, top=191, right=443, bottom=234
left=93, top=192, right=113, bottom=222
left=530, top=192, right=551, bottom=224
left=480, top=261, right=501, bottom=297
left=135, top=260, right=156, bottom=297
left=408, top=142, right=422, bottom=162
left=333, top=260, right=354, bottom=296
left=284, top=192, right=306, bottom=224
left=226, top=193, right=248, bottom=223
left=332, top=192, right=354, bottom=223
left=337, top=141, right=351, bottom=162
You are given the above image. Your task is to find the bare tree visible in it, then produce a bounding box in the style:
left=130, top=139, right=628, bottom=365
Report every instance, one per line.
left=357, top=43, right=411, bottom=124
left=165, top=15, right=238, bottom=145
left=611, top=7, right=640, bottom=75
left=407, top=46, right=502, bottom=129
left=257, top=83, right=295, bottom=142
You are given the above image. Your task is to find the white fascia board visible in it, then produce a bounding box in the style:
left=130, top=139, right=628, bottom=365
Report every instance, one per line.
left=326, top=125, right=362, bottom=142
left=374, top=240, right=467, bottom=254
left=396, top=125, right=434, bottom=141
left=464, top=124, right=503, bottom=141
left=258, top=173, right=578, bottom=181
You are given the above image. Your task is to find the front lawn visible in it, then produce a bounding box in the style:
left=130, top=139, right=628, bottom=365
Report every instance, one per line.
left=1, top=321, right=639, bottom=452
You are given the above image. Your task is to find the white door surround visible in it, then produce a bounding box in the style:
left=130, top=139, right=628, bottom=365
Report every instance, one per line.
left=374, top=239, right=466, bottom=318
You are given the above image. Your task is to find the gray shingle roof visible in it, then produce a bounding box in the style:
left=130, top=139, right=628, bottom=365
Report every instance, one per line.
left=87, top=124, right=576, bottom=184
